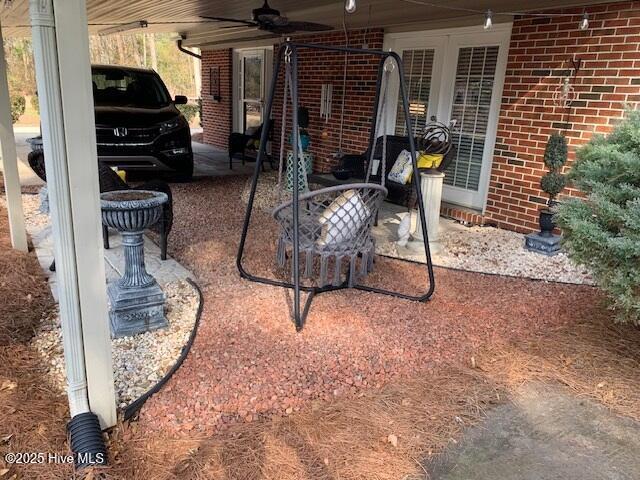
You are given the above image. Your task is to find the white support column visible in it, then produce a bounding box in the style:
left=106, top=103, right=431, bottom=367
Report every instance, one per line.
left=30, top=0, right=116, bottom=429
left=0, top=23, right=28, bottom=252
left=53, top=0, right=116, bottom=430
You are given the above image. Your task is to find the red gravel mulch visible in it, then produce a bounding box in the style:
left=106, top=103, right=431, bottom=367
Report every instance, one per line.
left=138, top=176, right=607, bottom=436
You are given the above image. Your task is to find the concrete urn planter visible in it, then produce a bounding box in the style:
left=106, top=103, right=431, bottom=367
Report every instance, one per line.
left=100, top=190, right=168, bottom=338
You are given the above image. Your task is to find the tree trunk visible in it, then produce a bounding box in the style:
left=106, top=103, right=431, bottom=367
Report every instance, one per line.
left=142, top=34, right=147, bottom=67
left=192, top=50, right=201, bottom=98
left=116, top=35, right=126, bottom=64
left=130, top=35, right=142, bottom=67
left=148, top=34, right=158, bottom=71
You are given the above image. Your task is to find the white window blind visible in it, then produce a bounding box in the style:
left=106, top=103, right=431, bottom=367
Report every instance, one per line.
left=395, top=49, right=435, bottom=136
left=444, top=46, right=498, bottom=192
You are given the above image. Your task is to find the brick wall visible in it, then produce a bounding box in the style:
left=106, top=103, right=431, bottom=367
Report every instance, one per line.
left=271, top=29, right=384, bottom=172
left=201, top=49, right=233, bottom=149
left=484, top=1, right=640, bottom=233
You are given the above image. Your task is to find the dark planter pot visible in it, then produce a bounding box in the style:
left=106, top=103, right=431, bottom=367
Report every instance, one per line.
left=539, top=208, right=555, bottom=237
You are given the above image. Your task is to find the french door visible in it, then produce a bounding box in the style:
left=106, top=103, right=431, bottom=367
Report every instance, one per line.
left=385, top=26, right=510, bottom=211
left=234, top=48, right=272, bottom=133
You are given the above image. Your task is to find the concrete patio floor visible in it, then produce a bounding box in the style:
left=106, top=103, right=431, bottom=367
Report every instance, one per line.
left=193, top=141, right=257, bottom=178
left=428, top=382, right=640, bottom=480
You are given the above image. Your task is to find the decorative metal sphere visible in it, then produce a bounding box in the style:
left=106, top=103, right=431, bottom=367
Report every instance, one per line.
left=420, top=122, right=452, bottom=156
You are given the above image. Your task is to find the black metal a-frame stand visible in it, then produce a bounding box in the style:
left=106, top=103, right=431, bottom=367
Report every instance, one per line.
left=237, top=41, right=436, bottom=330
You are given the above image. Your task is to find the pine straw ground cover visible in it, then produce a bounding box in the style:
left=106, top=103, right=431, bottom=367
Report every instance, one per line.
left=0, top=204, right=72, bottom=479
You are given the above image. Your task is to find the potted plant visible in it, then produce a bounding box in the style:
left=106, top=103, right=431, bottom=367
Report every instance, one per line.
left=539, top=133, right=568, bottom=236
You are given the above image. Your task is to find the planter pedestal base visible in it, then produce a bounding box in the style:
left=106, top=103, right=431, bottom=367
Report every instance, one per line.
left=412, top=171, right=444, bottom=255
left=525, top=232, right=562, bottom=256
left=108, top=281, right=167, bottom=338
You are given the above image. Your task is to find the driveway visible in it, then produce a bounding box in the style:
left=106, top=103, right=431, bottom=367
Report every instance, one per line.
left=8, top=126, right=43, bottom=187
left=2, top=128, right=256, bottom=187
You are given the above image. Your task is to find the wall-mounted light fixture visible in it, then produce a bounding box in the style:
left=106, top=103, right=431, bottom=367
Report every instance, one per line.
left=579, top=13, right=589, bottom=30
left=345, top=0, right=357, bottom=14
left=483, top=10, right=493, bottom=30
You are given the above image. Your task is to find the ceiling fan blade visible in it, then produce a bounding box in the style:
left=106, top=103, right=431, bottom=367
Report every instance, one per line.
left=281, top=21, right=333, bottom=32
left=219, top=25, right=257, bottom=29
left=200, top=16, right=257, bottom=27
left=256, top=13, right=288, bottom=26
left=267, top=24, right=297, bottom=34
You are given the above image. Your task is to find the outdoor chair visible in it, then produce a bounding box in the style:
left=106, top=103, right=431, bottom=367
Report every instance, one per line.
left=27, top=150, right=173, bottom=262
left=329, top=135, right=456, bottom=208
left=337, top=135, right=416, bottom=206
left=228, top=122, right=274, bottom=170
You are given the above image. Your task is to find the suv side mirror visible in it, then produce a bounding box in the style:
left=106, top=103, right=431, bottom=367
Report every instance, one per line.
left=174, top=95, right=188, bottom=105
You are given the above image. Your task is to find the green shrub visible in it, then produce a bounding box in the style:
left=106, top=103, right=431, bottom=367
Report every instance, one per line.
left=555, top=110, right=640, bottom=324
left=177, top=103, right=198, bottom=124
left=541, top=133, right=568, bottom=205
left=10, top=94, right=25, bottom=123
left=31, top=94, right=39, bottom=115
left=540, top=171, right=567, bottom=199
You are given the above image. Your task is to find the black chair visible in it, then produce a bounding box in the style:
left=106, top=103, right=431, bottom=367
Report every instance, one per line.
left=27, top=150, right=173, bottom=262
left=334, top=135, right=417, bottom=207
left=228, top=122, right=274, bottom=170
left=333, top=135, right=456, bottom=208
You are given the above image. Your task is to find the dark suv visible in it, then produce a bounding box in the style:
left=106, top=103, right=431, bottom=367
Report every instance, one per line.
left=92, top=65, right=193, bottom=180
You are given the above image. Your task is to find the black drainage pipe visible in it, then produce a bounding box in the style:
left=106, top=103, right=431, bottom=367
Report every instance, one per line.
left=67, top=412, right=108, bottom=468
left=177, top=38, right=201, bottom=60
left=123, top=277, right=204, bottom=420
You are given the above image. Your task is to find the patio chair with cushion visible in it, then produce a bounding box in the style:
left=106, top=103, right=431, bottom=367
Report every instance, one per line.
left=228, top=122, right=274, bottom=170
left=329, top=134, right=456, bottom=208
left=27, top=149, right=173, bottom=262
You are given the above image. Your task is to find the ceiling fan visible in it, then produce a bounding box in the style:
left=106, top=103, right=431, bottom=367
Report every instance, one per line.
left=201, top=0, right=334, bottom=34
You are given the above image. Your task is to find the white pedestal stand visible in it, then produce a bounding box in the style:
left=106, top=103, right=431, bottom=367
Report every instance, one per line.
left=409, top=171, right=445, bottom=255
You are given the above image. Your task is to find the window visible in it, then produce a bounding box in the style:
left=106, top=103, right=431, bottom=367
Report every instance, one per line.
left=91, top=67, right=171, bottom=108
left=443, top=46, right=499, bottom=192
left=395, top=49, right=435, bottom=136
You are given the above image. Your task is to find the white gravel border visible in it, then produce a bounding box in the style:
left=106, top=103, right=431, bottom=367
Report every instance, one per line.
left=31, top=279, right=200, bottom=408
left=241, top=174, right=593, bottom=285
left=20, top=191, right=202, bottom=408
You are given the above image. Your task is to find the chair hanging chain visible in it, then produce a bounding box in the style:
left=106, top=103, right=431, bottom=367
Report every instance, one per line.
left=278, top=61, right=291, bottom=203
left=365, top=60, right=392, bottom=188
left=277, top=49, right=310, bottom=199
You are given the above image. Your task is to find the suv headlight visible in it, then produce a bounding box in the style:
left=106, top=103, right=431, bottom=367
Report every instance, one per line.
left=158, top=116, right=187, bottom=134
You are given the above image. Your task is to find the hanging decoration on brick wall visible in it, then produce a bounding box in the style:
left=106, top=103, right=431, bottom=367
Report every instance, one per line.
left=209, top=66, right=221, bottom=102
left=553, top=57, right=581, bottom=109
left=553, top=77, right=575, bottom=108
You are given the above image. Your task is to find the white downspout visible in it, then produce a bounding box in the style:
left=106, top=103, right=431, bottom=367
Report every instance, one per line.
left=29, top=0, right=116, bottom=429
left=0, top=23, right=28, bottom=252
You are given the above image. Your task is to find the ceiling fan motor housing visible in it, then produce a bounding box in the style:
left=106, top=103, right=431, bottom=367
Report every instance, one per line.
left=252, top=0, right=280, bottom=21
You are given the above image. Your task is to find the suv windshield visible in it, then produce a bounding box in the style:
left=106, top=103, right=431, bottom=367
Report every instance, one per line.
left=92, top=67, right=171, bottom=108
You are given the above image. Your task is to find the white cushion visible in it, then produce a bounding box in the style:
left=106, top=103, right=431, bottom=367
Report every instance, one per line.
left=317, top=189, right=370, bottom=246
left=387, top=149, right=413, bottom=185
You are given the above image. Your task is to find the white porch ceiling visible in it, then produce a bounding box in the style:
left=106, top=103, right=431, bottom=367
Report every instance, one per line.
left=0, top=0, right=622, bottom=47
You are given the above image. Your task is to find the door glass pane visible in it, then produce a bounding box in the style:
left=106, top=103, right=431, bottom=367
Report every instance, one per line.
left=444, top=46, right=499, bottom=192
left=395, top=49, right=435, bottom=136
left=244, top=102, right=262, bottom=130
left=243, top=55, right=262, bottom=100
